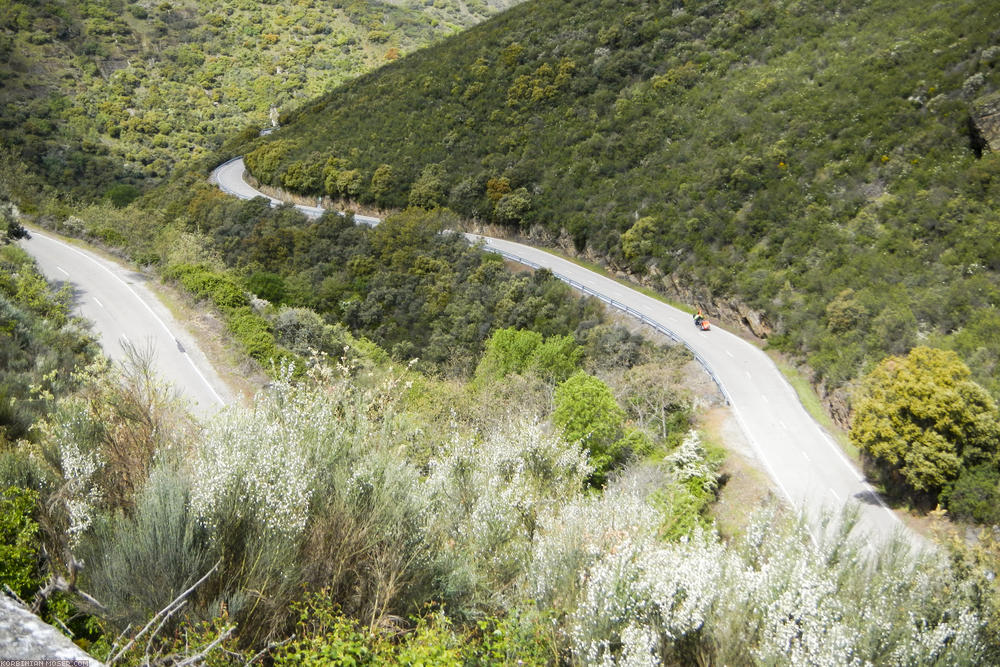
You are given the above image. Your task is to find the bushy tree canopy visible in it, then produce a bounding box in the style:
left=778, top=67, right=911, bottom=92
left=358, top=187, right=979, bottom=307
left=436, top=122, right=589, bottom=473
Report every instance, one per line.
left=850, top=346, right=1000, bottom=499
left=475, top=327, right=581, bottom=384
left=553, top=371, right=626, bottom=482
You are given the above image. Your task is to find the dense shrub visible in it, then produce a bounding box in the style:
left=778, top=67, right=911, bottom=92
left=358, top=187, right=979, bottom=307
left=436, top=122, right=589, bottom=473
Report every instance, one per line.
left=942, top=465, right=1000, bottom=525
left=553, top=371, right=626, bottom=484
left=474, top=327, right=582, bottom=384
left=0, top=486, right=42, bottom=599
left=163, top=263, right=247, bottom=311
left=850, top=346, right=1000, bottom=504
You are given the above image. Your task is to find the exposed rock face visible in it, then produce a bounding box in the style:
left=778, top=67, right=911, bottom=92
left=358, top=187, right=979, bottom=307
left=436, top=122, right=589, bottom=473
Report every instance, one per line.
left=0, top=595, right=102, bottom=665
left=818, top=382, right=854, bottom=431
left=659, top=271, right=772, bottom=339
left=972, top=90, right=1000, bottom=153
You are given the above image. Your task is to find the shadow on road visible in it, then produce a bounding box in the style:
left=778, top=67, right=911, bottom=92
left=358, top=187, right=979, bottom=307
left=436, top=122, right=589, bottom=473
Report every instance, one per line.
left=853, top=490, right=887, bottom=507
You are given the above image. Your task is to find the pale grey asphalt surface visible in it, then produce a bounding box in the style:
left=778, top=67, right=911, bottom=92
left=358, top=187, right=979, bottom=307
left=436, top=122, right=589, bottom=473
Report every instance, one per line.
left=212, top=159, right=913, bottom=547
left=19, top=230, right=231, bottom=416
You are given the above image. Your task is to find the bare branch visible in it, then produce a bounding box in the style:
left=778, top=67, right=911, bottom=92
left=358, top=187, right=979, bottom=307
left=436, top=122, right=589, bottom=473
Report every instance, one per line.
left=246, top=636, right=294, bottom=665
left=108, top=560, right=219, bottom=666
left=173, top=625, right=235, bottom=667
left=144, top=600, right=187, bottom=666
left=2, top=584, right=29, bottom=607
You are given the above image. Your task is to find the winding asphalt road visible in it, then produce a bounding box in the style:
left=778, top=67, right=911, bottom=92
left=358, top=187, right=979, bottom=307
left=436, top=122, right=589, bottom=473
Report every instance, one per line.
left=18, top=230, right=231, bottom=416
left=212, top=158, right=912, bottom=546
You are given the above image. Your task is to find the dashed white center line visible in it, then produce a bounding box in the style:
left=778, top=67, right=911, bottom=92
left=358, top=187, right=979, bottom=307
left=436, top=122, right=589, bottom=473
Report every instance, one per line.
left=830, top=488, right=842, bottom=502
left=94, top=297, right=104, bottom=308
left=778, top=419, right=788, bottom=430
left=725, top=349, right=735, bottom=358
left=762, top=394, right=769, bottom=403
left=120, top=334, right=130, bottom=345
left=56, top=265, right=69, bottom=276
left=802, top=450, right=811, bottom=461
left=745, top=370, right=752, bottom=380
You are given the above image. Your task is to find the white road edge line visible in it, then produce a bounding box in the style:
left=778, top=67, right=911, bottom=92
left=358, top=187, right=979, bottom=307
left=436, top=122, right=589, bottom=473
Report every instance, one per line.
left=214, top=156, right=919, bottom=550
left=31, top=231, right=225, bottom=407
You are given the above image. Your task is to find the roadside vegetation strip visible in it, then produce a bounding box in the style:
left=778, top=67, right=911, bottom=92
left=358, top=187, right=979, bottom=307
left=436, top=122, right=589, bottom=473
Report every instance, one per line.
left=471, top=237, right=732, bottom=406
left=213, top=160, right=733, bottom=404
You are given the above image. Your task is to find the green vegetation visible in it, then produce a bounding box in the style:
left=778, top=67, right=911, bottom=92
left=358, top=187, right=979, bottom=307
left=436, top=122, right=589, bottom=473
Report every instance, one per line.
left=0, top=486, right=42, bottom=600
left=3, top=346, right=995, bottom=665
left=161, top=261, right=294, bottom=368
left=553, top=371, right=628, bottom=484
left=474, top=327, right=582, bottom=384
left=240, top=0, right=1000, bottom=405
left=0, top=0, right=524, bottom=195
left=851, top=347, right=1000, bottom=511
left=155, top=198, right=606, bottom=375
left=5, top=0, right=1000, bottom=659
left=0, top=243, right=98, bottom=445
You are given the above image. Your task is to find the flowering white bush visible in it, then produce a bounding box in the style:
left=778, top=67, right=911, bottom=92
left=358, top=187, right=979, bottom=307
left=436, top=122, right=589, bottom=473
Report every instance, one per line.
left=665, top=430, right=718, bottom=493
left=546, top=501, right=987, bottom=665
left=57, top=425, right=102, bottom=545
left=190, top=365, right=348, bottom=537
left=527, top=480, right=660, bottom=611
left=424, top=418, right=592, bottom=603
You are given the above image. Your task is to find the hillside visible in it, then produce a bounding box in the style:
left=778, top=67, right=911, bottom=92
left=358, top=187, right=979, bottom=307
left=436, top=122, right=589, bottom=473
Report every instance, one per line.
left=6, top=1, right=1000, bottom=661
left=241, top=0, right=1000, bottom=401
left=3, top=238, right=998, bottom=664
left=0, top=0, right=524, bottom=196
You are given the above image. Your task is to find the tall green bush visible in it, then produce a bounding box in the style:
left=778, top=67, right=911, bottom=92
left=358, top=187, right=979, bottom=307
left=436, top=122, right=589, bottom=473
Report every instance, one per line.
left=0, top=486, right=42, bottom=599
left=552, top=371, right=626, bottom=483
left=850, top=346, right=1000, bottom=502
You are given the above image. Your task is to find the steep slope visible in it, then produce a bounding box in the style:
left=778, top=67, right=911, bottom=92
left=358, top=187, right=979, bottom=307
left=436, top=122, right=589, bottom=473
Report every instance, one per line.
left=242, top=0, right=1000, bottom=399
left=0, top=0, right=525, bottom=196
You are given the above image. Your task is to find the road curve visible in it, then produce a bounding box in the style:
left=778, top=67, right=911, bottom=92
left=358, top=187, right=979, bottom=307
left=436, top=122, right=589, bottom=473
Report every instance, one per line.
left=211, top=158, right=911, bottom=546
left=19, top=230, right=231, bottom=416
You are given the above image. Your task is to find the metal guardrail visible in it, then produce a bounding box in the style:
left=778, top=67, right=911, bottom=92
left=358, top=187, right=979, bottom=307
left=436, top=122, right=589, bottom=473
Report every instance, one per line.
left=213, top=159, right=730, bottom=403
left=213, top=158, right=379, bottom=225
left=483, top=245, right=732, bottom=405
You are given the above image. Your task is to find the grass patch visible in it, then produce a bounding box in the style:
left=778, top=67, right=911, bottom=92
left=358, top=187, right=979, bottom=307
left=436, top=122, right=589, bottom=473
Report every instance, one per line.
left=767, top=352, right=859, bottom=461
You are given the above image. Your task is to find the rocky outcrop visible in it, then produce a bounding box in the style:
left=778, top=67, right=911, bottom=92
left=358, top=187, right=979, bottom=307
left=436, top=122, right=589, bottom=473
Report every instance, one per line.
left=972, top=90, right=1000, bottom=153
left=658, top=271, right=772, bottom=339
left=0, top=595, right=102, bottom=665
